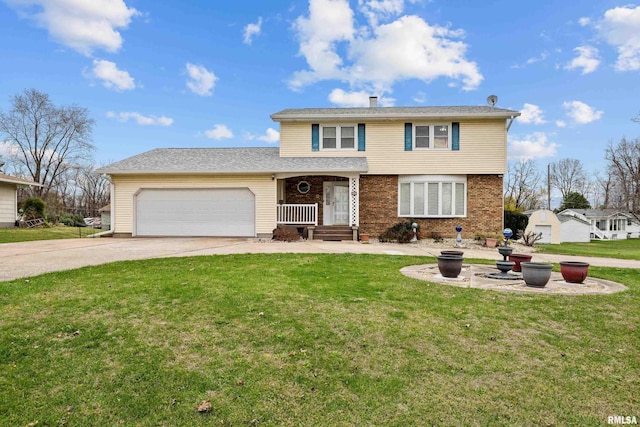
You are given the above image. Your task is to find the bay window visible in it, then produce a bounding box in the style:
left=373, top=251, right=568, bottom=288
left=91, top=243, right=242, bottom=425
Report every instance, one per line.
left=399, top=175, right=466, bottom=217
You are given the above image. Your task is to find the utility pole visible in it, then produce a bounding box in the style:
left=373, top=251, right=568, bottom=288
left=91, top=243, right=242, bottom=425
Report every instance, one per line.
left=547, top=163, right=551, bottom=210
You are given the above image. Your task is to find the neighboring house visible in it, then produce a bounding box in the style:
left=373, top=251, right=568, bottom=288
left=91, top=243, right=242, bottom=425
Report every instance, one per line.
left=558, top=213, right=591, bottom=243
left=0, top=173, right=41, bottom=228
left=559, top=209, right=638, bottom=240
left=99, top=204, right=111, bottom=230
left=97, top=99, right=520, bottom=239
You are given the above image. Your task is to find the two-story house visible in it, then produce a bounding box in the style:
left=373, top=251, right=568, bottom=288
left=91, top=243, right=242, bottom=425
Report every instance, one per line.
left=98, top=98, right=519, bottom=240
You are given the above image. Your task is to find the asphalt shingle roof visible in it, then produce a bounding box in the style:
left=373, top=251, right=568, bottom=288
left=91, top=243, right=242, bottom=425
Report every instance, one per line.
left=271, top=106, right=520, bottom=122
left=97, top=147, right=368, bottom=175
left=0, top=172, right=41, bottom=186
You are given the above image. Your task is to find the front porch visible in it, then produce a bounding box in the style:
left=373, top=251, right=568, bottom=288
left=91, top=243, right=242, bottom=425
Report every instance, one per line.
left=275, top=175, right=360, bottom=241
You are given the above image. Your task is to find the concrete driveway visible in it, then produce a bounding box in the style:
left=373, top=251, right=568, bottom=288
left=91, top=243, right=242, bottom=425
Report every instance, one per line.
left=1, top=237, right=639, bottom=282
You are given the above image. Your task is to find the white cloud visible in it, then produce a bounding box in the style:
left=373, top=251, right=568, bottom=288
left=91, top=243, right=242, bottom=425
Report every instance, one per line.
left=205, top=124, right=233, bottom=140
left=89, top=59, right=135, bottom=91
left=578, top=17, right=591, bottom=26
left=328, top=88, right=394, bottom=106
left=5, top=0, right=139, bottom=56
left=412, top=91, right=426, bottom=104
left=562, top=100, right=603, bottom=124
left=289, top=0, right=482, bottom=94
left=555, top=120, right=567, bottom=128
left=518, top=103, right=546, bottom=125
left=243, top=17, right=262, bottom=45
left=106, top=111, right=173, bottom=126
left=597, top=5, right=640, bottom=71
left=185, top=63, right=217, bottom=96
left=359, top=0, right=405, bottom=26
left=508, top=132, right=559, bottom=161
left=526, top=51, right=549, bottom=65
left=258, top=128, right=280, bottom=143
left=245, top=128, right=280, bottom=144
left=564, top=46, right=600, bottom=74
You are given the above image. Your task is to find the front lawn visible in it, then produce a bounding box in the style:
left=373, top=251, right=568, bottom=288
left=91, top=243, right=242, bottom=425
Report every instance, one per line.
left=1, top=254, right=638, bottom=426
left=536, top=238, right=640, bottom=260
left=0, top=224, right=100, bottom=243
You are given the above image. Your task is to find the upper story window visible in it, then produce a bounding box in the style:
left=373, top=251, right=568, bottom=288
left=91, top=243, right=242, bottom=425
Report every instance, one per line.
left=414, top=124, right=451, bottom=149
left=321, top=125, right=356, bottom=150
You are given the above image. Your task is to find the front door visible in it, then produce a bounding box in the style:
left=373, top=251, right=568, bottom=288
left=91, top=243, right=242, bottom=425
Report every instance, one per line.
left=323, top=182, right=349, bottom=225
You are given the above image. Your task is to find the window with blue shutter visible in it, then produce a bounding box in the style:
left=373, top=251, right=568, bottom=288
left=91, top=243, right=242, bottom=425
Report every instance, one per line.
left=452, top=122, right=460, bottom=151
left=404, top=123, right=412, bottom=151
left=311, top=124, right=319, bottom=151
left=358, top=124, right=366, bottom=151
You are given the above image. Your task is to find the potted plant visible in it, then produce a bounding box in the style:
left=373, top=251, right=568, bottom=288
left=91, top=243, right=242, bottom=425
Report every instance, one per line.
left=436, top=254, right=464, bottom=278
left=485, top=234, right=499, bottom=248
left=559, top=261, right=589, bottom=283
left=509, top=253, right=533, bottom=272
left=520, top=262, right=553, bottom=287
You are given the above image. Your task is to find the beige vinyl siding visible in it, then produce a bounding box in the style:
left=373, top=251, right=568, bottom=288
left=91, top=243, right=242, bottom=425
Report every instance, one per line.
left=0, top=183, right=17, bottom=224
left=279, top=120, right=507, bottom=175
left=111, top=174, right=275, bottom=235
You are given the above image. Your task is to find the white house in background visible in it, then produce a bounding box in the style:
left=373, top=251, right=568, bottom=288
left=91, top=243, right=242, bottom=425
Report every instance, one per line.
left=558, top=209, right=639, bottom=240
left=524, top=209, right=591, bottom=244
left=524, top=209, right=561, bottom=244
left=557, top=213, right=591, bottom=243
left=0, top=173, right=41, bottom=228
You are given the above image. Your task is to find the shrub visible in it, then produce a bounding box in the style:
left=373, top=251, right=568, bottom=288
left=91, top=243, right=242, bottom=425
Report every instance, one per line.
left=521, top=231, right=543, bottom=247
left=379, top=221, right=419, bottom=243
left=272, top=225, right=301, bottom=242
left=60, top=213, right=86, bottom=227
left=22, top=197, right=46, bottom=220
left=505, top=210, right=528, bottom=237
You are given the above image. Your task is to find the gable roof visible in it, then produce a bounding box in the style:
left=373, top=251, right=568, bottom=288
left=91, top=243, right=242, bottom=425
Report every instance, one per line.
left=0, top=172, right=41, bottom=186
left=561, top=208, right=633, bottom=219
left=271, top=106, right=520, bottom=122
left=558, top=215, right=590, bottom=226
left=97, top=147, right=368, bottom=175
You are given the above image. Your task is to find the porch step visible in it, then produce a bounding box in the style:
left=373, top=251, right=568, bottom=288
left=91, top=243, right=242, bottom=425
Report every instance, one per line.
left=313, top=226, right=354, bottom=241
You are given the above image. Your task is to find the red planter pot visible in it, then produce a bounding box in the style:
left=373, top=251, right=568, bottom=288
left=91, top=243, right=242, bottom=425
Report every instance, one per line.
left=508, top=253, right=532, bottom=272
left=560, top=261, right=590, bottom=283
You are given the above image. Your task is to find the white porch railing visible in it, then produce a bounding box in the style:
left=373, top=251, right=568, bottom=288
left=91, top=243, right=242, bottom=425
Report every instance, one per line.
left=591, top=227, right=607, bottom=239
left=277, top=203, right=318, bottom=226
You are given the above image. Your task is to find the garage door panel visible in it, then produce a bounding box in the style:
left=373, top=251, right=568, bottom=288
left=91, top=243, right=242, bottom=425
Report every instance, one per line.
left=136, top=188, right=255, bottom=237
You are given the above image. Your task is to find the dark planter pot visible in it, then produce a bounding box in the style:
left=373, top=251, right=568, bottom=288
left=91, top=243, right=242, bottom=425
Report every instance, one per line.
left=521, top=262, right=553, bottom=288
left=437, top=255, right=464, bottom=278
left=441, top=250, right=464, bottom=256
left=509, top=253, right=533, bottom=272
left=559, top=261, right=590, bottom=283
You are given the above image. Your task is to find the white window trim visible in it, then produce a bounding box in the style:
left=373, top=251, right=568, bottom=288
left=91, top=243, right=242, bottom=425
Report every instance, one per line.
left=320, top=124, right=357, bottom=151
left=413, top=123, right=452, bottom=150
left=398, top=175, right=467, bottom=218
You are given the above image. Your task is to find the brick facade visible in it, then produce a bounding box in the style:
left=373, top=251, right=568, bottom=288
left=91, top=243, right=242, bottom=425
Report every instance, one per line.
left=359, top=174, right=503, bottom=238
left=284, top=176, right=347, bottom=225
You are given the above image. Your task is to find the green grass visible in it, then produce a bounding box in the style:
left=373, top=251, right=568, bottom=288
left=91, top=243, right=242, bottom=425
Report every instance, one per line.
left=537, top=238, right=640, bottom=260
left=1, top=254, right=638, bottom=426
left=0, top=225, right=100, bottom=243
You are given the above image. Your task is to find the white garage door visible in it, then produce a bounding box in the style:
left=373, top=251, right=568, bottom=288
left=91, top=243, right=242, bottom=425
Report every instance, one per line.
left=535, top=225, right=552, bottom=244
left=135, top=188, right=255, bottom=237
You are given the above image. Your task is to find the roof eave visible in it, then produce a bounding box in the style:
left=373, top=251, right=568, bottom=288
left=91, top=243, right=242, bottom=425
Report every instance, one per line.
left=271, top=112, right=521, bottom=122
left=0, top=178, right=43, bottom=186
left=100, top=168, right=369, bottom=175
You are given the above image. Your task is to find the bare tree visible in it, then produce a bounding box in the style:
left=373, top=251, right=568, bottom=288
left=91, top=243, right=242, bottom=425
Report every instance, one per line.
left=76, top=165, right=110, bottom=217
left=504, top=159, right=545, bottom=211
left=0, top=88, right=95, bottom=201
left=605, top=137, right=640, bottom=213
left=549, top=158, right=588, bottom=200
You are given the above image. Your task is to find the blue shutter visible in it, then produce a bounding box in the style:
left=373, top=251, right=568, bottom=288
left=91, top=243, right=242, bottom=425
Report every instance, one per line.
left=452, top=122, right=460, bottom=151
left=357, top=123, right=366, bottom=151
left=312, top=124, right=319, bottom=151
left=404, top=123, right=412, bottom=151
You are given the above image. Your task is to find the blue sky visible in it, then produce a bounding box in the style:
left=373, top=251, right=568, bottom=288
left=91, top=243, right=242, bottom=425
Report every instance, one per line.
left=1, top=0, right=639, bottom=178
